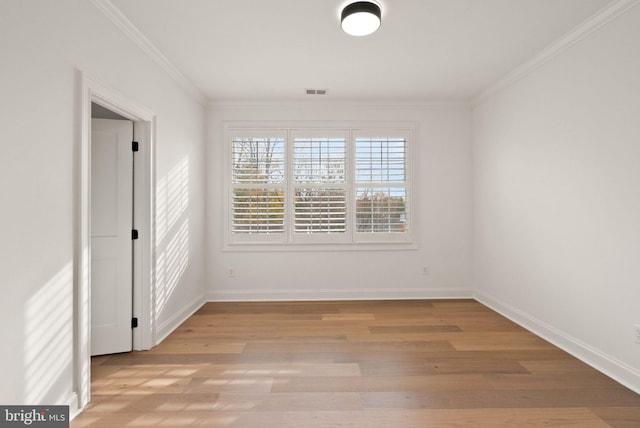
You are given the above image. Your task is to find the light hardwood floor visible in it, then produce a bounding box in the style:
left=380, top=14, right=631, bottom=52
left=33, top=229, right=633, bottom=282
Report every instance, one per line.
left=72, top=300, right=640, bottom=427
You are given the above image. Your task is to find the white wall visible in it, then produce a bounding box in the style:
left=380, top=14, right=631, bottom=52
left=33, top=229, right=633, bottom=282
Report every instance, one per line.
left=0, top=0, right=206, bottom=406
left=207, top=102, right=472, bottom=301
left=472, top=5, right=640, bottom=392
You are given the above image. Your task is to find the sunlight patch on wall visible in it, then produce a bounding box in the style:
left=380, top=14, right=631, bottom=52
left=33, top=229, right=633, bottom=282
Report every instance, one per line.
left=155, top=156, right=191, bottom=317
left=24, top=262, right=73, bottom=403
left=156, top=219, right=190, bottom=316
left=156, top=157, right=189, bottom=244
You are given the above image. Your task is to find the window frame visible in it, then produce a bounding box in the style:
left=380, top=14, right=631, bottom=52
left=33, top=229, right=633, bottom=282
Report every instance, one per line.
left=223, top=122, right=417, bottom=251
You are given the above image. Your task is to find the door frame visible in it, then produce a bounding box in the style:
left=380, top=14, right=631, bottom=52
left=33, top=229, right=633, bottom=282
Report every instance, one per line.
left=75, top=71, right=156, bottom=411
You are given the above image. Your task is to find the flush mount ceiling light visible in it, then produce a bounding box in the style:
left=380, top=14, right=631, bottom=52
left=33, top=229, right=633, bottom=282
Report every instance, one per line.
left=341, top=1, right=381, bottom=36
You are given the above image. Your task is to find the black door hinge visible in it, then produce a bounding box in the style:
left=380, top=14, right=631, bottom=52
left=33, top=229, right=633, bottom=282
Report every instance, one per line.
left=131, top=317, right=138, bottom=329
left=131, top=229, right=139, bottom=240
left=132, top=141, right=139, bottom=152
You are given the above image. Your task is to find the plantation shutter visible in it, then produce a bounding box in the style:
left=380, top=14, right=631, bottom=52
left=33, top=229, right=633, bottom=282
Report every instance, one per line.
left=231, top=135, right=286, bottom=238
left=355, top=134, right=409, bottom=239
left=292, top=132, right=349, bottom=242
left=226, top=126, right=413, bottom=246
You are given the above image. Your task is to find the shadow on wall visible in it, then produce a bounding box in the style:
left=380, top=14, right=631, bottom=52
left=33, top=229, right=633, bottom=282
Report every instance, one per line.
left=23, top=262, right=73, bottom=404
left=155, top=156, right=190, bottom=317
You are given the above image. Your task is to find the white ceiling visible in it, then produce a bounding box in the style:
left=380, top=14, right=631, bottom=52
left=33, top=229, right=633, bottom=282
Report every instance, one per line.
left=110, top=0, right=612, bottom=102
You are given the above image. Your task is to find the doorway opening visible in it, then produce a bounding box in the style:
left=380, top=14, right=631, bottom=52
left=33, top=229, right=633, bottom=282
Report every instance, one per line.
left=90, top=109, right=134, bottom=356
left=75, top=73, right=156, bottom=414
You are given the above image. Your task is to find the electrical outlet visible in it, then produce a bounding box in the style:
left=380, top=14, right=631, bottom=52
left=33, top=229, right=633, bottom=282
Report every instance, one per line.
left=422, top=266, right=430, bottom=275
left=228, top=268, right=235, bottom=278
left=634, top=325, right=640, bottom=344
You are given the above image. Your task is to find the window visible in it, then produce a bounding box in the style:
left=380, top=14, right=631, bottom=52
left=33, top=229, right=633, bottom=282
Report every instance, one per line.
left=226, top=125, right=413, bottom=247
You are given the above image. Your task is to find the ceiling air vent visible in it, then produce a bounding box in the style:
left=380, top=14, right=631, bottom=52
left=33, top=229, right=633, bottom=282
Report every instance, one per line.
left=306, top=89, right=328, bottom=95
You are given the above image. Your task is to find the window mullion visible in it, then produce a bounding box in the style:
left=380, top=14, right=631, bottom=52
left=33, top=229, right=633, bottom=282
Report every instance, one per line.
left=347, top=129, right=355, bottom=243
left=285, top=130, right=294, bottom=243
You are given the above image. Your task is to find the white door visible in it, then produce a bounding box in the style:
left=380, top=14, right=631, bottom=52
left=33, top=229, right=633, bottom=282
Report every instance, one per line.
left=91, top=118, right=134, bottom=356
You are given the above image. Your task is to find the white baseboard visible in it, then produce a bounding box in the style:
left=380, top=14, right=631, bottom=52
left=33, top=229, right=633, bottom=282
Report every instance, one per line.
left=475, top=291, right=640, bottom=395
left=206, top=287, right=474, bottom=302
left=66, top=392, right=80, bottom=421
left=155, top=295, right=205, bottom=344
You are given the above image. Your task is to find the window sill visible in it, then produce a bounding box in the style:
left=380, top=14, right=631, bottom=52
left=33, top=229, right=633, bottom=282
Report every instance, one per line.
left=222, top=241, right=418, bottom=252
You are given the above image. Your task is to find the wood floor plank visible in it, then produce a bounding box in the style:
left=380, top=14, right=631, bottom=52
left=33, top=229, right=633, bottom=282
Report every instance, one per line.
left=242, top=340, right=455, bottom=355
left=368, top=325, right=462, bottom=334
left=361, top=389, right=640, bottom=410
left=213, top=392, right=364, bottom=411
left=183, top=362, right=362, bottom=378
left=145, top=339, right=245, bottom=354
left=358, top=357, right=531, bottom=376
left=322, top=313, right=376, bottom=321
left=590, top=406, right=640, bottom=427
left=519, top=358, right=598, bottom=374
left=279, top=408, right=610, bottom=428
left=73, top=299, right=640, bottom=427
left=448, top=332, right=556, bottom=351
left=484, top=372, right=625, bottom=390
left=184, top=376, right=274, bottom=394
left=271, top=374, right=492, bottom=393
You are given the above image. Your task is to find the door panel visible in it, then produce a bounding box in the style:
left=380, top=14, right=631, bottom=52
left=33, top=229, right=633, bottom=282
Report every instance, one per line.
left=91, top=118, right=133, bottom=356
left=91, top=258, right=118, bottom=326
left=91, top=136, right=119, bottom=236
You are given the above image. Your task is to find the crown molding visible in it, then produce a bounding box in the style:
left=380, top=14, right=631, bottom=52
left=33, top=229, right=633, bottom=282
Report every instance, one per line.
left=472, top=0, right=640, bottom=106
left=208, top=99, right=470, bottom=110
left=90, top=0, right=207, bottom=105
